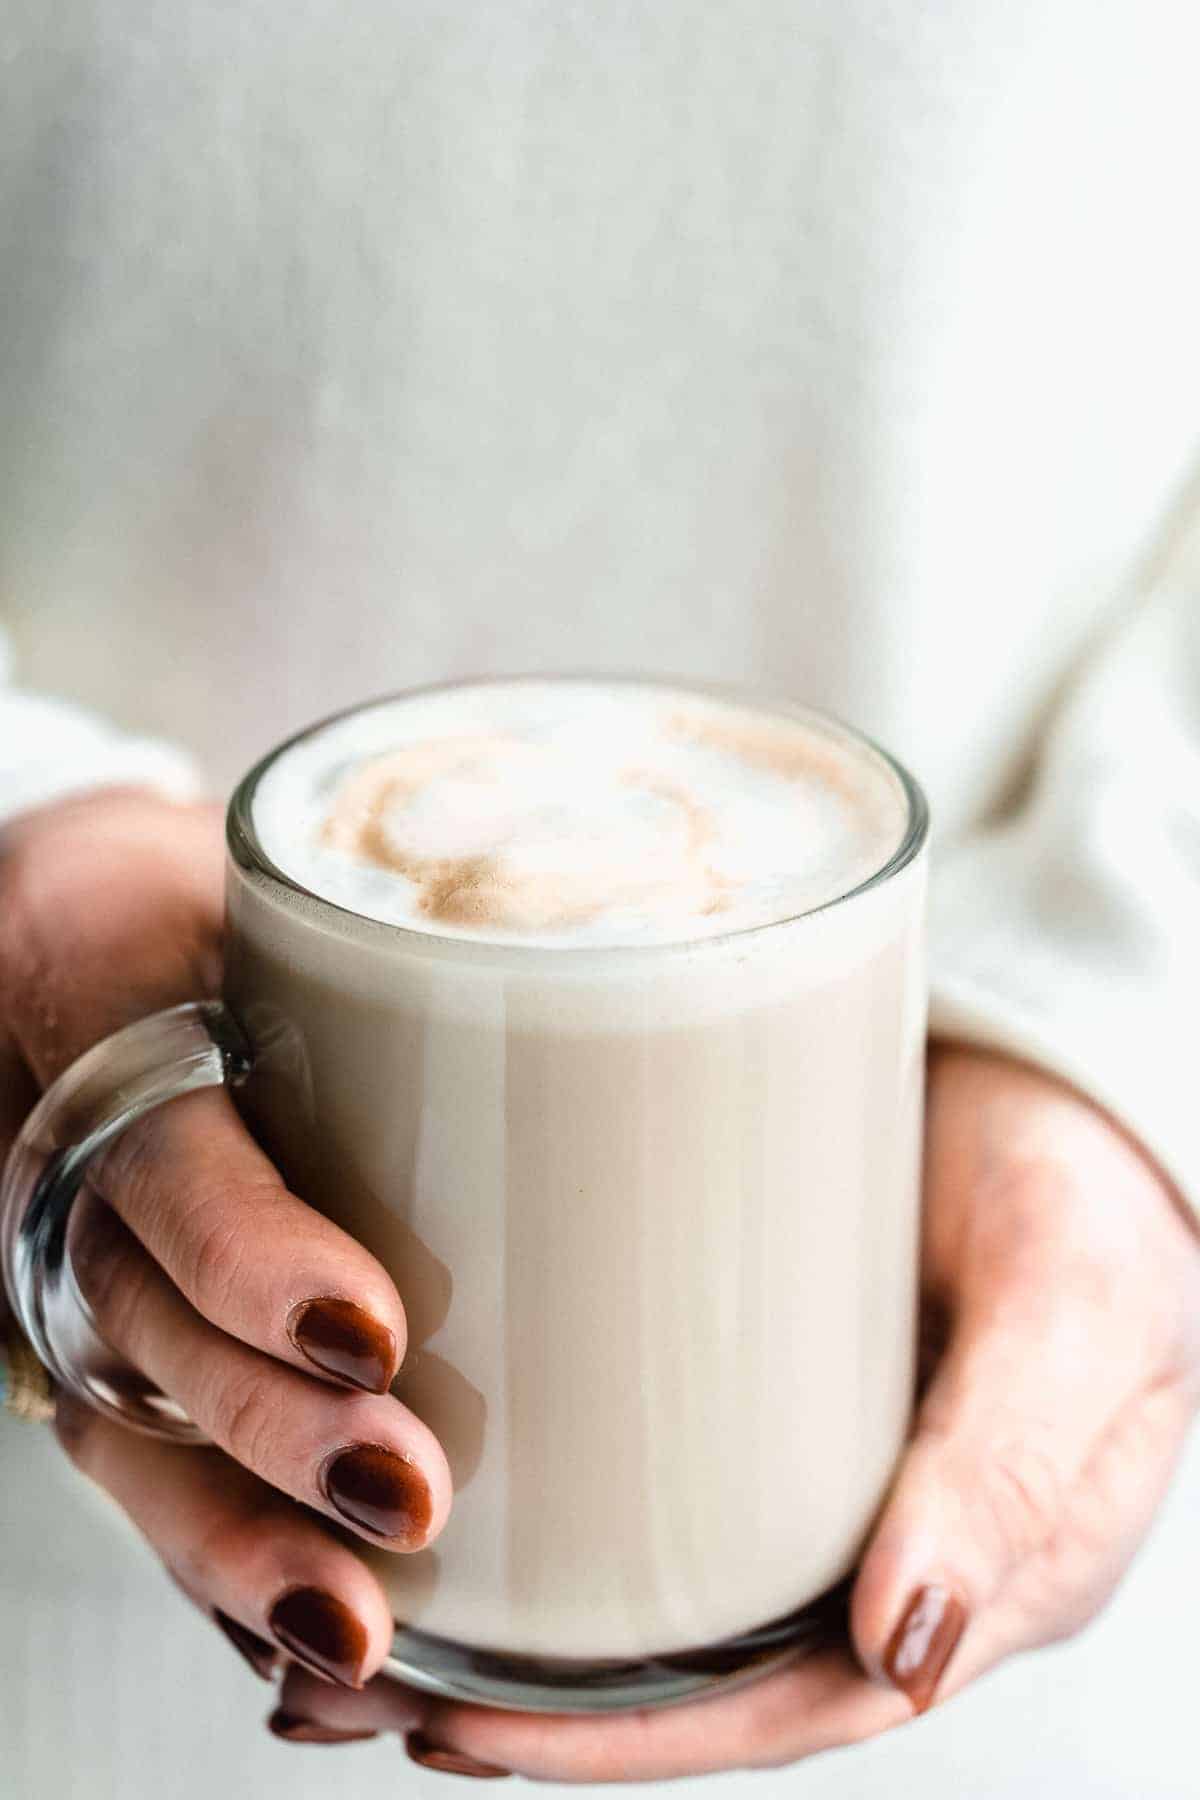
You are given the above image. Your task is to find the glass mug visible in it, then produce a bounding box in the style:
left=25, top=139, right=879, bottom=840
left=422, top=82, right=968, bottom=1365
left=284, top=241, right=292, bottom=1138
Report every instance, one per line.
left=0, top=679, right=928, bottom=1713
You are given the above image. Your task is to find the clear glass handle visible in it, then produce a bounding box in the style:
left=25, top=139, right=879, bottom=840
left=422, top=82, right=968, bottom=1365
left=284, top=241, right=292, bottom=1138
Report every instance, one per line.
left=0, top=1001, right=252, bottom=1439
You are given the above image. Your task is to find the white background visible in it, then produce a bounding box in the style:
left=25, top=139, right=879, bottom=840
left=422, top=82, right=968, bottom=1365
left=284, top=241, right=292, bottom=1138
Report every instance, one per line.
left=2, top=1414, right=1196, bottom=1799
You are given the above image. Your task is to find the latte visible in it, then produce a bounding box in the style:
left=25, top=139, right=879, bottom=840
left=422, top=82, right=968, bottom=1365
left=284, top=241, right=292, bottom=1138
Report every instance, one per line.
left=228, top=679, right=926, bottom=1662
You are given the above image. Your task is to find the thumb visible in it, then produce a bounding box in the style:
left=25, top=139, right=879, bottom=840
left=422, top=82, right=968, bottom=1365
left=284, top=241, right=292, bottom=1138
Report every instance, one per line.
left=849, top=1259, right=1132, bottom=1714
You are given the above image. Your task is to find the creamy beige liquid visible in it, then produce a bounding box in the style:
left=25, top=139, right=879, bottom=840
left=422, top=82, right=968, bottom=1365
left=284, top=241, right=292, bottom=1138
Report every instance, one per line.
left=227, top=681, right=926, bottom=1659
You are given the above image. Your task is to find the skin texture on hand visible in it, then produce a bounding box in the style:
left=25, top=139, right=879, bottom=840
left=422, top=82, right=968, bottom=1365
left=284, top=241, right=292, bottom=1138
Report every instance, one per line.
left=0, top=789, right=452, bottom=1692
left=275, top=1047, right=1200, bottom=1781
left=4, top=791, right=1197, bottom=1780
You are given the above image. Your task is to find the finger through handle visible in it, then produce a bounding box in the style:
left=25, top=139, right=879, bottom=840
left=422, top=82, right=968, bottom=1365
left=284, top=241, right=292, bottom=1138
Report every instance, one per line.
left=0, top=1000, right=252, bottom=1440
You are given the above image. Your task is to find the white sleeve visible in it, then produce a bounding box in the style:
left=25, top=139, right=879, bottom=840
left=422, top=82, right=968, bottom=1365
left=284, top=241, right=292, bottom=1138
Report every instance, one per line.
left=0, top=631, right=203, bottom=825
left=930, top=575, right=1200, bottom=1213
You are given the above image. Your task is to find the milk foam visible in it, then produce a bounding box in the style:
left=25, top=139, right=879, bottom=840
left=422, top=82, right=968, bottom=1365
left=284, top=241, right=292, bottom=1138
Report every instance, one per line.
left=251, top=682, right=907, bottom=946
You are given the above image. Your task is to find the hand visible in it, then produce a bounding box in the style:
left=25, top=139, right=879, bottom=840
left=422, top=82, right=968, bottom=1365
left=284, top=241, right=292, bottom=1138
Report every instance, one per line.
left=0, top=789, right=452, bottom=1691
left=282, top=1045, right=1200, bottom=1779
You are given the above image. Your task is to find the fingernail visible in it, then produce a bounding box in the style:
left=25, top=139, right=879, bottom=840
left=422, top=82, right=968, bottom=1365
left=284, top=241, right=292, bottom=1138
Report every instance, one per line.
left=213, top=1608, right=278, bottom=1681
left=269, top=1707, right=378, bottom=1745
left=322, top=1443, right=433, bottom=1546
left=406, top=1732, right=510, bottom=1779
left=268, top=1586, right=369, bottom=1689
left=288, top=1297, right=397, bottom=1393
left=883, top=1584, right=968, bottom=1713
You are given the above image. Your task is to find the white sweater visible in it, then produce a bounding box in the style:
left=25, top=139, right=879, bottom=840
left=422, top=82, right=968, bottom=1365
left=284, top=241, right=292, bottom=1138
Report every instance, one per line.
left=3, top=1, right=1199, bottom=1212
left=1, top=9, right=1200, bottom=1793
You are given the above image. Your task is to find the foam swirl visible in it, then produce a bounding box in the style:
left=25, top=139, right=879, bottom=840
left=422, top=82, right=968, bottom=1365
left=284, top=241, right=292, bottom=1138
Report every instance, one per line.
left=252, top=682, right=905, bottom=945
left=320, top=734, right=731, bottom=931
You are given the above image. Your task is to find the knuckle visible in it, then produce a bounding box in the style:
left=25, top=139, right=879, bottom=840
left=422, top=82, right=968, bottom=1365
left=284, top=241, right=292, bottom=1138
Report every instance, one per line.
left=170, top=1192, right=255, bottom=1318
left=973, top=1433, right=1064, bottom=1564
left=209, top=1365, right=283, bottom=1475
left=102, top=1110, right=286, bottom=1328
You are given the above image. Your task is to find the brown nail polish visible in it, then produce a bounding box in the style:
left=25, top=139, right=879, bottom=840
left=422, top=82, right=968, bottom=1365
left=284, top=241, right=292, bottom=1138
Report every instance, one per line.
left=268, top=1586, right=368, bottom=1689
left=269, top=1708, right=378, bottom=1745
left=288, top=1297, right=397, bottom=1393
left=883, top=1584, right=968, bottom=1714
left=322, top=1443, right=433, bottom=1545
left=212, top=1608, right=278, bottom=1681
left=406, top=1732, right=510, bottom=1779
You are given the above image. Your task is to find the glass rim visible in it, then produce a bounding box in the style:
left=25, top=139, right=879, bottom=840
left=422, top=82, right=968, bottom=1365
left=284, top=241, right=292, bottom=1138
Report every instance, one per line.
left=226, top=673, right=929, bottom=961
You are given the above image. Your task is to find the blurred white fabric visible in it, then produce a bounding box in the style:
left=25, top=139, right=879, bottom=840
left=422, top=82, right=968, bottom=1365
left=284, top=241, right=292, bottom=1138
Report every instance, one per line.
left=2, top=1411, right=1196, bottom=1798
left=4, top=0, right=1200, bottom=1204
